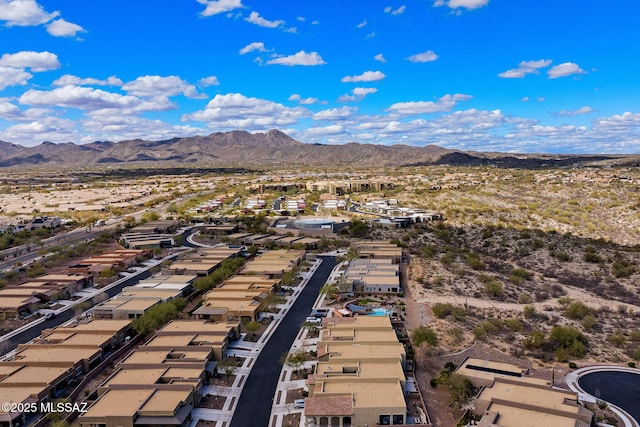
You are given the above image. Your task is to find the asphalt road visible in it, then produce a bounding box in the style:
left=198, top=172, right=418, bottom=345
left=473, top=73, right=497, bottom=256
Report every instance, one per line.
left=1, top=270, right=152, bottom=353
left=230, top=256, right=336, bottom=427
left=578, top=371, right=640, bottom=423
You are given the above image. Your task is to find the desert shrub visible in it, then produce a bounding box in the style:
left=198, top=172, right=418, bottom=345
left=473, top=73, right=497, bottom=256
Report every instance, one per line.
left=583, top=246, right=603, bottom=264
left=612, top=257, right=635, bottom=278
left=412, top=326, right=438, bottom=347
left=523, top=305, right=537, bottom=318
left=518, top=293, right=532, bottom=304
left=504, top=318, right=523, bottom=332
left=523, top=329, right=545, bottom=349
left=608, top=332, right=627, bottom=348
left=431, top=303, right=466, bottom=321
left=484, top=280, right=504, bottom=299
left=509, top=268, right=531, bottom=284
left=565, top=301, right=593, bottom=320
left=581, top=314, right=597, bottom=330
left=549, top=326, right=588, bottom=358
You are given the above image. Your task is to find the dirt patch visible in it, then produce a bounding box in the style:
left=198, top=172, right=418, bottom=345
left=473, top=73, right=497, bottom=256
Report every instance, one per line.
left=199, top=394, right=226, bottom=410
left=281, top=412, right=301, bottom=427
left=285, top=388, right=305, bottom=403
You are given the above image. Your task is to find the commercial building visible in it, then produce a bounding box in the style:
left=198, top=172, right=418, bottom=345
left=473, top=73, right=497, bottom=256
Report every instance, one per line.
left=305, top=316, right=408, bottom=427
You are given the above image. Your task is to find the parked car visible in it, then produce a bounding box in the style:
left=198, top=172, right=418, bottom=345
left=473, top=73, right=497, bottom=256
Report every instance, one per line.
left=45, top=312, right=56, bottom=320
left=294, top=399, right=305, bottom=409
left=305, top=317, right=322, bottom=325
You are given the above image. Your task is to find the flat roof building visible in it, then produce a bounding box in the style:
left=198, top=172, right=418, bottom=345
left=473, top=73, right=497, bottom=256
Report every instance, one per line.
left=306, top=316, right=407, bottom=427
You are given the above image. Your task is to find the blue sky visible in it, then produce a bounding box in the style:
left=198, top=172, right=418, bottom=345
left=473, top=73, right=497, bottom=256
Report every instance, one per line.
left=1, top=0, right=639, bottom=153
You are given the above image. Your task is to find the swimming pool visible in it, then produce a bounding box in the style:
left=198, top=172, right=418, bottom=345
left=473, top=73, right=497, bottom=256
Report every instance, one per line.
left=368, top=307, right=394, bottom=316
left=345, top=303, right=394, bottom=316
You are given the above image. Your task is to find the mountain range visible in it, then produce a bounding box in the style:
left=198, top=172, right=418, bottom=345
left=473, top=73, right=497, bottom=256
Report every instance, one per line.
left=0, top=130, right=629, bottom=169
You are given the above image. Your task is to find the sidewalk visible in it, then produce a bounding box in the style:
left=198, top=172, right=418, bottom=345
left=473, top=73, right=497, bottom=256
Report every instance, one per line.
left=188, top=258, right=324, bottom=427
left=268, top=261, right=343, bottom=427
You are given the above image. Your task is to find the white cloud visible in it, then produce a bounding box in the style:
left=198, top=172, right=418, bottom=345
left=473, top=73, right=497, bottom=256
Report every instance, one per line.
left=306, top=125, right=344, bottom=135
left=0, top=116, right=78, bottom=146
left=19, top=85, right=140, bottom=110
left=197, top=0, right=243, bottom=17
left=182, top=93, right=308, bottom=129
left=537, top=97, right=545, bottom=102
left=0, top=51, right=60, bottom=72
left=356, top=18, right=367, bottom=28
left=46, top=18, right=85, bottom=37
left=558, top=106, right=594, bottom=117
left=341, top=70, right=385, bottom=83
left=374, top=53, right=386, bottom=63
left=313, top=106, right=358, bottom=121
left=0, top=98, right=21, bottom=119
left=547, top=62, right=586, bottom=79
left=521, top=96, right=530, bottom=102
left=0, top=66, right=32, bottom=89
left=122, top=75, right=204, bottom=99
left=365, top=31, right=376, bottom=39
left=297, top=16, right=305, bottom=21
left=0, top=0, right=58, bottom=26
left=387, top=93, right=471, bottom=115
left=406, top=50, right=438, bottom=63
left=498, top=59, right=552, bottom=78
left=434, top=0, right=489, bottom=10
left=384, top=5, right=406, bottom=15
left=53, top=74, right=123, bottom=86
left=199, top=75, right=220, bottom=87
left=338, top=87, right=378, bottom=102
left=239, top=41, right=267, bottom=55
left=245, top=11, right=284, bottom=28
left=288, top=94, right=318, bottom=104
left=266, top=51, right=326, bottom=66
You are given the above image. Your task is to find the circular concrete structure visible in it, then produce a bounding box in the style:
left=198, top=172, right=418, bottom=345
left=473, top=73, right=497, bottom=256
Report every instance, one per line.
left=293, top=218, right=335, bottom=229
left=567, top=365, right=640, bottom=427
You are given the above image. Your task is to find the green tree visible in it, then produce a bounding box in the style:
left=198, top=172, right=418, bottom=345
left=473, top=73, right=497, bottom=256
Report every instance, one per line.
left=280, top=350, right=306, bottom=376
left=411, top=326, right=438, bottom=347
left=244, top=321, right=261, bottom=338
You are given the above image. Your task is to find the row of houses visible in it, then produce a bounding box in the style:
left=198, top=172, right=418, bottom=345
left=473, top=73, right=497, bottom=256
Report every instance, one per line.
left=92, top=274, right=196, bottom=320
left=194, top=249, right=305, bottom=322
left=78, top=320, right=239, bottom=427
left=0, top=216, right=62, bottom=233
left=305, top=316, right=410, bottom=427
left=66, top=249, right=152, bottom=275
left=0, top=274, right=93, bottom=320
left=0, top=319, right=133, bottom=426
left=306, top=179, right=396, bottom=196
left=226, top=232, right=320, bottom=249
left=167, top=246, right=240, bottom=276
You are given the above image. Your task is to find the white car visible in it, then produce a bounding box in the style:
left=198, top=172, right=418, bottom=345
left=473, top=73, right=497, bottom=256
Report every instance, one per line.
left=294, top=399, right=305, bottom=409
